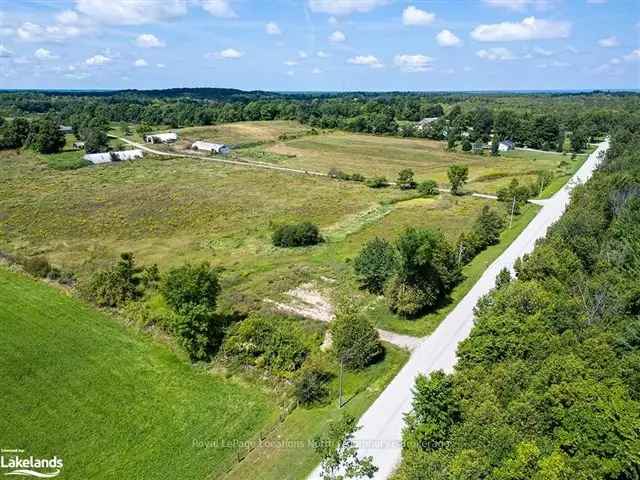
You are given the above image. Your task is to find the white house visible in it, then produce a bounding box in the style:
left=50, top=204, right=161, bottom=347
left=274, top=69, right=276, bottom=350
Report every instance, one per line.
left=84, top=149, right=144, bottom=165
left=415, top=117, right=439, bottom=131
left=498, top=140, right=515, bottom=152
left=144, top=132, right=178, bottom=144
left=59, top=125, right=73, bottom=133
left=191, top=141, right=230, bottom=154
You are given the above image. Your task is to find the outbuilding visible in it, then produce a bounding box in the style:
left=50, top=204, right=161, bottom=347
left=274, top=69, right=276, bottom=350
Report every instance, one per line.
left=84, top=149, right=144, bottom=165
left=73, top=141, right=85, bottom=150
left=144, top=132, right=178, bottom=144
left=498, top=140, right=515, bottom=152
left=59, top=125, right=73, bottom=133
left=191, top=141, right=230, bottom=154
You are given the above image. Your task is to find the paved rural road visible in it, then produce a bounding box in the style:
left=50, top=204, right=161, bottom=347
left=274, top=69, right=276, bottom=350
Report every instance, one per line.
left=308, top=139, right=609, bottom=480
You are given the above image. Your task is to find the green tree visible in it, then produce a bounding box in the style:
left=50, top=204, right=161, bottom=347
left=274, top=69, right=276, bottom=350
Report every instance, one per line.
left=448, top=165, right=469, bottom=195
left=28, top=118, right=65, bottom=154
left=491, top=136, right=500, bottom=156
left=331, top=302, right=383, bottom=370
left=570, top=128, right=588, bottom=153
left=314, top=414, right=378, bottom=480
left=418, top=180, right=439, bottom=196
left=86, top=252, right=142, bottom=307
left=82, top=128, right=109, bottom=153
left=272, top=222, right=322, bottom=247
left=461, top=138, right=472, bottom=152
left=174, top=303, right=220, bottom=361
left=294, top=355, right=332, bottom=405
left=0, top=118, right=31, bottom=149
left=353, top=237, right=397, bottom=294
left=161, top=262, right=220, bottom=313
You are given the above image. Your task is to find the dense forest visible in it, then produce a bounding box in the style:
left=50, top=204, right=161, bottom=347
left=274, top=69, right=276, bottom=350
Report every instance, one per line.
left=397, top=118, right=640, bottom=478
left=1, top=89, right=638, bottom=152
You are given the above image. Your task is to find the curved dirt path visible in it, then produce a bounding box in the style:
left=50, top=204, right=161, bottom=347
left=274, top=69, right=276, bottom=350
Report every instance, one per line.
left=308, top=139, right=610, bottom=480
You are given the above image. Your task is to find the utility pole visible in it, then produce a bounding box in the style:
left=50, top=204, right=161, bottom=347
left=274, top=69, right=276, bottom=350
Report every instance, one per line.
left=338, top=357, right=344, bottom=408
left=509, top=196, right=516, bottom=229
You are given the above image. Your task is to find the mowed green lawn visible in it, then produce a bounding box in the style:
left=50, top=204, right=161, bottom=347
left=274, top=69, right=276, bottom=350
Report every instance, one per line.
left=0, top=268, right=279, bottom=479
left=262, top=131, right=585, bottom=194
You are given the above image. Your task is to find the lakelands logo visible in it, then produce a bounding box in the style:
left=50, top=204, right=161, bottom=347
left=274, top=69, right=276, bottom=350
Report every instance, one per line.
left=0, top=449, right=63, bottom=478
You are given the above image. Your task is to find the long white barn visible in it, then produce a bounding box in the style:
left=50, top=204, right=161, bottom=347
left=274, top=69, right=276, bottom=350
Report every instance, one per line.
left=84, top=149, right=144, bottom=164
left=191, top=141, right=230, bottom=154
left=145, top=132, right=178, bottom=144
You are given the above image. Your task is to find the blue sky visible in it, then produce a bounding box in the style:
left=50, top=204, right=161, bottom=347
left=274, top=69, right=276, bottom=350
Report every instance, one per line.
left=0, top=0, right=638, bottom=91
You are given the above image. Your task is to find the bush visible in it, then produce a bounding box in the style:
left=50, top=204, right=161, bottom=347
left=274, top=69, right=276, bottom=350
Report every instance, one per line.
left=19, top=256, right=53, bottom=278
left=366, top=176, right=389, bottom=189
left=85, top=253, right=142, bottom=307
left=223, top=315, right=311, bottom=374
left=418, top=180, right=440, bottom=196
left=272, top=222, right=322, bottom=247
left=385, top=274, right=435, bottom=318
left=328, top=168, right=365, bottom=182
left=397, top=169, right=417, bottom=190
left=294, top=355, right=332, bottom=406
left=331, top=303, right=383, bottom=370
left=174, top=304, right=222, bottom=361
left=161, top=262, right=220, bottom=313
left=353, top=237, right=397, bottom=294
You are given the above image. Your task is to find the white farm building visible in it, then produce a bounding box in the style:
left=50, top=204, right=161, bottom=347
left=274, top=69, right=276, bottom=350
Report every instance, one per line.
left=191, top=141, right=230, bottom=154
left=145, top=132, right=178, bottom=144
left=498, top=140, right=515, bottom=152
left=84, top=149, right=144, bottom=165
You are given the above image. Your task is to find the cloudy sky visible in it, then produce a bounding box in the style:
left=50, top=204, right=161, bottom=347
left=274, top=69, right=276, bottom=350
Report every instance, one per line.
left=0, top=0, right=638, bottom=91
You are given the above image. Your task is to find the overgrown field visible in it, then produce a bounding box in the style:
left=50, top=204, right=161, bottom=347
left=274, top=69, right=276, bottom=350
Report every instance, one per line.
left=255, top=130, right=585, bottom=194
left=0, top=267, right=279, bottom=479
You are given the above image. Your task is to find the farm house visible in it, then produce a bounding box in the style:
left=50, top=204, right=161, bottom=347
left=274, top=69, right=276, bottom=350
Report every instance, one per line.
left=191, top=141, right=230, bottom=154
left=145, top=132, right=178, bottom=144
left=498, top=140, right=515, bottom=152
left=84, top=149, right=144, bottom=164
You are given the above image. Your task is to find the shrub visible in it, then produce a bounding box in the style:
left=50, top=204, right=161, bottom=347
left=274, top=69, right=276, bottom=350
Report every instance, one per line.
left=385, top=274, right=435, bottom=318
left=418, top=180, right=440, bottom=196
left=397, top=169, right=417, bottom=190
left=495, top=268, right=512, bottom=289
left=497, top=178, right=530, bottom=214
left=353, top=237, right=397, bottom=294
left=174, top=304, right=222, bottom=361
left=161, top=262, right=220, bottom=313
left=272, top=222, right=322, bottom=247
left=19, top=256, right=53, bottom=278
left=366, top=176, right=388, bottom=189
left=328, top=168, right=366, bottom=183
left=223, top=315, right=311, bottom=374
left=294, top=355, right=332, bottom=406
left=85, top=252, right=142, bottom=307
left=331, top=302, right=383, bottom=370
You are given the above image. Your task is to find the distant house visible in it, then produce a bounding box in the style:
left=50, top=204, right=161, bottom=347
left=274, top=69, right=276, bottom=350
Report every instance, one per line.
left=144, top=132, right=178, bottom=144
left=191, top=141, right=230, bottom=154
left=73, top=141, right=85, bottom=150
left=59, top=125, right=73, bottom=133
left=84, top=149, right=144, bottom=165
left=498, top=140, right=515, bottom=152
left=472, top=141, right=485, bottom=154
left=415, top=117, right=439, bottom=131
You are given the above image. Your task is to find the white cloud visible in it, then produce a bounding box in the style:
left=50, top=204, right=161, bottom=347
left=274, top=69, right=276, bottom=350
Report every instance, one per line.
left=587, top=0, right=607, bottom=4
left=199, top=0, right=236, bottom=18
left=402, top=6, right=435, bottom=26
left=436, top=29, right=461, bottom=47
left=265, top=21, right=281, bottom=35
left=308, top=0, right=387, bottom=16
left=17, top=21, right=85, bottom=42
left=34, top=48, right=58, bottom=60
left=312, top=67, right=322, bottom=74
left=347, top=54, right=383, bottom=68
left=85, top=54, right=111, bottom=65
left=284, top=60, right=298, bottom=66
left=483, top=0, right=557, bottom=10
left=476, top=47, right=516, bottom=60
left=471, top=16, right=571, bottom=42
left=0, top=44, right=12, bottom=58
left=533, top=46, right=553, bottom=56
left=75, top=0, right=187, bottom=25
left=598, top=36, right=619, bottom=48
left=134, top=58, right=148, bottom=67
left=298, top=50, right=308, bottom=58
left=394, top=53, right=434, bottom=72
left=211, top=48, right=244, bottom=59
left=623, top=48, right=640, bottom=61
left=537, top=60, right=570, bottom=68
left=56, top=10, right=80, bottom=24
left=286, top=70, right=294, bottom=76
left=329, top=30, right=346, bottom=42
left=157, top=63, right=166, bottom=68
left=136, top=33, right=165, bottom=48
left=317, top=50, right=330, bottom=57
left=328, top=16, right=338, bottom=25
left=610, top=57, right=621, bottom=65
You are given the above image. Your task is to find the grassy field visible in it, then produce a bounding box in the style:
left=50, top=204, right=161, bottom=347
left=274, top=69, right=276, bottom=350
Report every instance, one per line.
left=224, top=345, right=409, bottom=480
left=256, top=131, right=583, bottom=195
left=179, top=120, right=312, bottom=147
left=0, top=267, right=279, bottom=479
